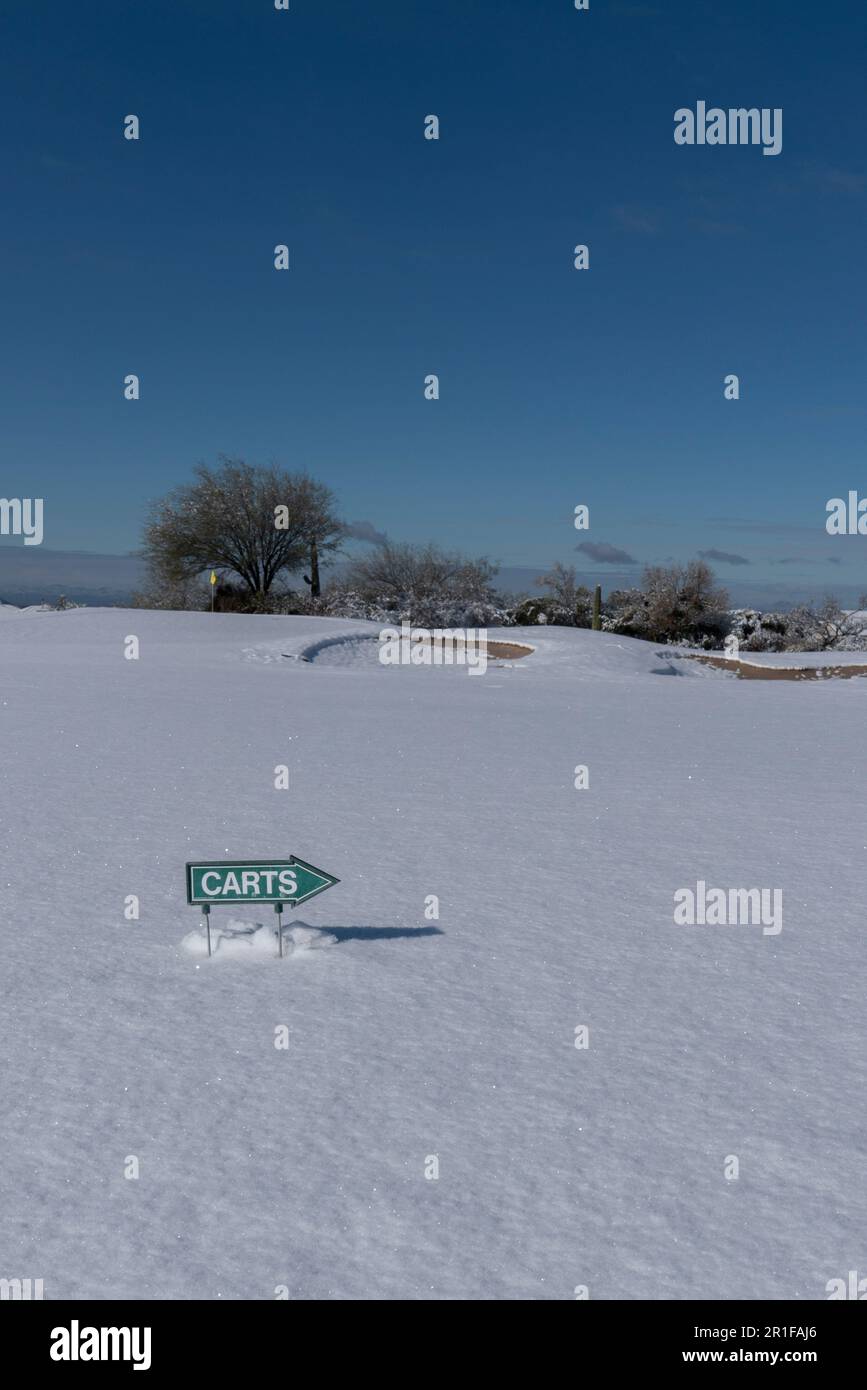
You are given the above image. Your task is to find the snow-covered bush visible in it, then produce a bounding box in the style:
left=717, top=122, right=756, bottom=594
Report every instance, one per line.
left=600, top=587, right=646, bottom=637
left=132, top=574, right=210, bottom=611
left=593, top=565, right=732, bottom=646
left=729, top=609, right=789, bottom=652
left=337, top=542, right=505, bottom=627
left=531, top=564, right=594, bottom=627
left=730, top=601, right=867, bottom=653
left=638, top=562, right=731, bottom=645
left=512, top=595, right=575, bottom=626
left=309, top=585, right=512, bottom=628
left=784, top=599, right=867, bottom=651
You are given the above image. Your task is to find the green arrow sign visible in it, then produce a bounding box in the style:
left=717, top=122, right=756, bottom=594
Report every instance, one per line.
left=186, top=857, right=339, bottom=908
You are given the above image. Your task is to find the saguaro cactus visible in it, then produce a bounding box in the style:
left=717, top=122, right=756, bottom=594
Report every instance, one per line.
left=592, top=584, right=602, bottom=631
left=303, top=537, right=321, bottom=599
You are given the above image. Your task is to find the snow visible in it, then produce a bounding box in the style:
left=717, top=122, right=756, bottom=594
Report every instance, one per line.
left=0, top=601, right=52, bottom=619
left=182, top=919, right=339, bottom=960
left=1, top=607, right=865, bottom=1300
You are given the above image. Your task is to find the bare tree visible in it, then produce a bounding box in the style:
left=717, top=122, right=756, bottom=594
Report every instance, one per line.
left=140, top=457, right=343, bottom=604
left=536, top=562, right=578, bottom=607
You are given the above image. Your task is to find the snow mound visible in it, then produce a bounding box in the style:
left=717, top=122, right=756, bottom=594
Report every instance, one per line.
left=182, top=918, right=339, bottom=960
left=0, top=602, right=52, bottom=618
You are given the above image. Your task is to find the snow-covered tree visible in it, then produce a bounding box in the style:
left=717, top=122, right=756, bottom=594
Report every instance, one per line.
left=139, top=456, right=343, bottom=607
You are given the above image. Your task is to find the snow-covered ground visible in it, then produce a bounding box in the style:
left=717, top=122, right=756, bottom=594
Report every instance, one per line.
left=1, top=608, right=865, bottom=1300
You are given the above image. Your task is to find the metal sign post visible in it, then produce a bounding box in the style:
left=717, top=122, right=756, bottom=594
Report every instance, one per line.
left=185, top=857, right=339, bottom=958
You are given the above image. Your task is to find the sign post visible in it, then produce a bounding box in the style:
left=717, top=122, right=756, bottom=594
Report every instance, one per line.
left=185, top=857, right=339, bottom=958
left=209, top=569, right=217, bottom=612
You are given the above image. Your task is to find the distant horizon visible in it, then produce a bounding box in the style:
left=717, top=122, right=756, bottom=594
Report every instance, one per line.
left=0, top=543, right=864, bottom=614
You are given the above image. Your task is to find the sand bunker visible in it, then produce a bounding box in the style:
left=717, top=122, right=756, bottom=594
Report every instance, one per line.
left=690, top=655, right=867, bottom=681
left=302, top=634, right=534, bottom=667
left=479, top=640, right=533, bottom=660
left=396, top=636, right=533, bottom=660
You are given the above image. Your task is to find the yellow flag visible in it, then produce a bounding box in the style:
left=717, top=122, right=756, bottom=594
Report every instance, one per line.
left=209, top=570, right=217, bottom=586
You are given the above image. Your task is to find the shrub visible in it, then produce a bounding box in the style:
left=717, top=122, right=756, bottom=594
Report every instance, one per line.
left=512, top=595, right=575, bottom=626
left=729, top=600, right=867, bottom=653
left=340, top=542, right=501, bottom=626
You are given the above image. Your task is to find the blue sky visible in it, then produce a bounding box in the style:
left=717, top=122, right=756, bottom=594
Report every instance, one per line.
left=1, top=0, right=866, bottom=605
